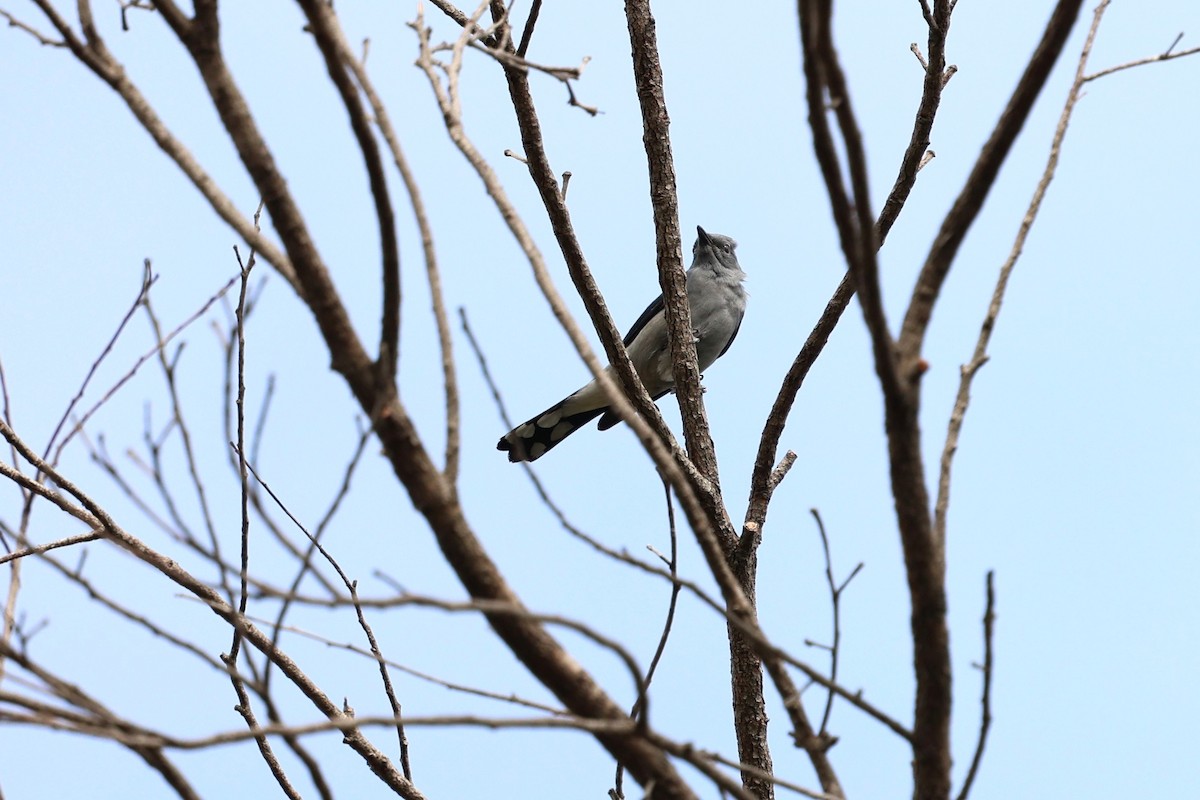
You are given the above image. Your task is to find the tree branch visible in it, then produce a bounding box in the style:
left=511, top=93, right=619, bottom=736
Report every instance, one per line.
left=296, top=0, right=402, bottom=391
left=897, top=0, right=1085, bottom=376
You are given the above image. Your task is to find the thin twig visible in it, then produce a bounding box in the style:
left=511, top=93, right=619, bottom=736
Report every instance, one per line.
left=615, top=478, right=683, bottom=797
left=143, top=295, right=234, bottom=605
left=222, top=249, right=302, bottom=798
left=0, top=529, right=103, bottom=565
left=31, top=711, right=636, bottom=750
left=808, top=510, right=864, bottom=738
left=0, top=416, right=418, bottom=796
left=1083, top=39, right=1200, bottom=81
left=0, top=7, right=65, bottom=45
left=40, top=261, right=155, bottom=471
left=955, top=572, right=995, bottom=800
left=232, top=452, right=416, bottom=783
left=58, top=272, right=241, bottom=461
left=232, top=250, right=254, bottom=641
left=243, top=612, right=567, bottom=715
left=933, top=0, right=1137, bottom=545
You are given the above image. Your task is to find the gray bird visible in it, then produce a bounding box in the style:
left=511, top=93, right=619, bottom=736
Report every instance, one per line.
left=498, top=226, right=747, bottom=462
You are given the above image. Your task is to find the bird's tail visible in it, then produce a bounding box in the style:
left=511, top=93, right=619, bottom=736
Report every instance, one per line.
left=497, top=400, right=607, bottom=462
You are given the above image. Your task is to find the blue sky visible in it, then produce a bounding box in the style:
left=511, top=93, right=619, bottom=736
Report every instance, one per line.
left=2, top=1, right=1198, bottom=798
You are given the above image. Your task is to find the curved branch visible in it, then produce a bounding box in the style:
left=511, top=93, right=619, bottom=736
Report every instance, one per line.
left=296, top=0, right=401, bottom=387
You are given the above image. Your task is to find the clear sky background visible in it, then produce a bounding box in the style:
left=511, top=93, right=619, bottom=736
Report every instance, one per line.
left=1, top=1, right=1198, bottom=798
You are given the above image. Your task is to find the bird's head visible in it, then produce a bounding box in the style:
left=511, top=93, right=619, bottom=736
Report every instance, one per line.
left=694, top=225, right=740, bottom=271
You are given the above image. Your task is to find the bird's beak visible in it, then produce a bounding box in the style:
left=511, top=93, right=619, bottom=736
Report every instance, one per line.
left=697, top=226, right=712, bottom=247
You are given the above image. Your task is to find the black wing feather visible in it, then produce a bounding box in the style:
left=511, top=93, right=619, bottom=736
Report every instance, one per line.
left=717, top=311, right=744, bottom=359
left=591, top=294, right=666, bottom=432
left=623, top=294, right=665, bottom=347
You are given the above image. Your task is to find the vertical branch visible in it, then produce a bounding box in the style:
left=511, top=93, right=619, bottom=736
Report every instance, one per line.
left=808, top=509, right=863, bottom=737
left=797, top=0, right=898, bottom=400
left=621, top=4, right=781, bottom=795
left=144, top=298, right=235, bottom=605
left=222, top=252, right=303, bottom=799
left=613, top=478, right=683, bottom=799
left=796, top=1, right=950, bottom=797
left=232, top=254, right=253, bottom=647
left=956, top=572, right=995, bottom=800
left=478, top=9, right=686, bottom=465
left=797, top=2, right=1085, bottom=798
left=622, top=0, right=717, bottom=482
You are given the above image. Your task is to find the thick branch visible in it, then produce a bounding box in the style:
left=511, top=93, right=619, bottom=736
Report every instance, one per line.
left=622, top=0, right=718, bottom=487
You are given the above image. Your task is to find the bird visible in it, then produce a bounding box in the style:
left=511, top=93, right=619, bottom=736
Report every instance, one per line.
left=497, top=226, right=747, bottom=463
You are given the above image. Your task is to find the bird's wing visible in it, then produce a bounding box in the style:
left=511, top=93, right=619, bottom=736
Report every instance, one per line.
left=716, top=310, right=744, bottom=359
left=623, top=293, right=665, bottom=347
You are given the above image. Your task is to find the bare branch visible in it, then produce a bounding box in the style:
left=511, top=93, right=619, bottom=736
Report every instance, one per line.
left=296, top=0, right=401, bottom=394
left=1083, top=37, right=1200, bottom=82
left=0, top=528, right=102, bottom=565
left=39, top=262, right=156, bottom=470
left=232, top=453, right=416, bottom=783
left=57, top=272, right=240, bottom=462
left=955, top=572, right=996, bottom=800
left=348, top=31, right=458, bottom=488
left=0, top=7, right=65, bottom=46
left=934, top=0, right=1120, bottom=545
left=28, top=0, right=300, bottom=290
left=623, top=0, right=716, bottom=487
left=414, top=5, right=733, bottom=612
left=897, top=0, right=1085, bottom=375
left=516, top=0, right=541, bottom=56
left=911, top=42, right=929, bottom=70
left=244, top=612, right=567, bottom=715
left=615, top=478, right=684, bottom=797
left=0, top=642, right=202, bottom=800
left=746, top=0, right=958, bottom=547
left=807, top=510, right=863, bottom=738
left=0, top=416, right=423, bottom=797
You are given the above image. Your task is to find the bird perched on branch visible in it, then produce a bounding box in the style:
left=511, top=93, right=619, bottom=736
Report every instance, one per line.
left=498, top=226, right=747, bottom=463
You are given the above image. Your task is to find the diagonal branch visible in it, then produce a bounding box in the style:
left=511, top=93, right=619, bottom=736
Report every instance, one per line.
left=29, top=0, right=300, bottom=292
left=897, top=0, right=1085, bottom=375
left=0, top=416, right=424, bottom=797
left=935, top=0, right=1099, bottom=545
left=746, top=0, right=952, bottom=543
